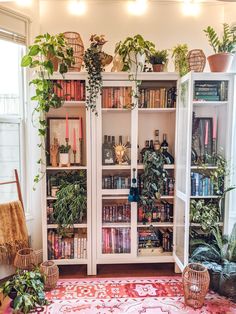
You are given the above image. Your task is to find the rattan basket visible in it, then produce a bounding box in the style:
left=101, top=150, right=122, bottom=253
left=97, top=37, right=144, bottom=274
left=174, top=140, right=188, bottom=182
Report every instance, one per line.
left=187, top=49, right=206, bottom=72
left=63, top=32, right=84, bottom=72
left=182, top=263, right=210, bottom=309
left=40, top=261, right=59, bottom=290
left=13, top=248, right=37, bottom=271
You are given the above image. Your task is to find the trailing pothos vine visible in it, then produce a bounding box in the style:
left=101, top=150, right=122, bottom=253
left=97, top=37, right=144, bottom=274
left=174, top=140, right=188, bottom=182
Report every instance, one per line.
left=84, top=35, right=106, bottom=114
left=21, top=33, right=74, bottom=187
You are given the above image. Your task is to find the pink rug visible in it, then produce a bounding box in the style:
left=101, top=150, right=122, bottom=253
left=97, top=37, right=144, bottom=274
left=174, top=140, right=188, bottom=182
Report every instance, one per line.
left=3, top=277, right=236, bottom=313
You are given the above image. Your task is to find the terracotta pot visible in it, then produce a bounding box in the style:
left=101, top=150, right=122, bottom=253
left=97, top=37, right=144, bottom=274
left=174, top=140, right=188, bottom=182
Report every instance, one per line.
left=152, top=64, right=165, bottom=72
left=47, top=53, right=59, bottom=72
left=207, top=53, right=234, bottom=72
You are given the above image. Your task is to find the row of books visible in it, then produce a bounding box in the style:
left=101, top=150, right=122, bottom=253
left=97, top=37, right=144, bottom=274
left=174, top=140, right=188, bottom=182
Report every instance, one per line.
left=138, top=228, right=173, bottom=252
left=102, top=228, right=131, bottom=254
left=102, top=87, right=132, bottom=109
left=191, top=172, right=215, bottom=196
left=102, top=203, right=131, bottom=223
left=193, top=81, right=228, bottom=102
left=53, top=80, right=86, bottom=101
left=138, top=202, right=174, bottom=223
left=48, top=230, right=87, bottom=260
left=138, top=176, right=175, bottom=196
left=102, top=176, right=131, bottom=189
left=138, top=87, right=176, bottom=108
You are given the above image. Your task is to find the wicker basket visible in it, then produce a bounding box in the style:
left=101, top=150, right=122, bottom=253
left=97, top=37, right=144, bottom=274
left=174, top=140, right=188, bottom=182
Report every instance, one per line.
left=13, top=248, right=37, bottom=271
left=63, top=32, right=84, bottom=72
left=182, top=263, right=210, bottom=309
left=187, top=49, right=206, bottom=72
left=40, top=261, right=59, bottom=290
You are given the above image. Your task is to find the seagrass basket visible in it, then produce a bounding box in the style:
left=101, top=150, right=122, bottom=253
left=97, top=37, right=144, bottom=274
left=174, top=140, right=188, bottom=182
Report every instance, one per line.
left=63, top=32, right=84, bottom=72
left=40, top=261, right=59, bottom=290
left=187, top=49, right=206, bottom=72
left=14, top=248, right=37, bottom=271
left=182, top=263, right=210, bottom=309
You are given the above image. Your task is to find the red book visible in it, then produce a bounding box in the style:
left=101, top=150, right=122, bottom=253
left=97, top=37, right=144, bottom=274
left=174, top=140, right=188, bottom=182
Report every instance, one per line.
left=71, top=80, right=75, bottom=101
left=80, top=81, right=85, bottom=100
left=66, top=81, right=71, bottom=101
left=78, top=81, right=81, bottom=100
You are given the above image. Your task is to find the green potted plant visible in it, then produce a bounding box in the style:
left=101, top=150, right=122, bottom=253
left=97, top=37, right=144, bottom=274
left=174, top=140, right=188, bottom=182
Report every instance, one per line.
left=204, top=23, right=236, bottom=72
left=0, top=269, right=48, bottom=313
left=171, top=44, right=189, bottom=76
left=21, top=33, right=74, bottom=185
left=59, top=144, right=71, bottom=167
left=115, top=34, right=155, bottom=72
left=149, top=49, right=168, bottom=72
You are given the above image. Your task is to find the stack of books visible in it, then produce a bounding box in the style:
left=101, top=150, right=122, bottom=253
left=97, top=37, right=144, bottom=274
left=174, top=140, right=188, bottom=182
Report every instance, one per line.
left=102, top=87, right=132, bottom=108
left=102, top=175, right=131, bottom=189
left=191, top=172, right=215, bottom=196
left=193, top=81, right=228, bottom=102
left=102, top=203, right=131, bottom=223
left=138, top=87, right=176, bottom=108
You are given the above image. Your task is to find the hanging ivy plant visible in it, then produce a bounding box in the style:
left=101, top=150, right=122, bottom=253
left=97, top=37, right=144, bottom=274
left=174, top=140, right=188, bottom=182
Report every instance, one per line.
left=84, top=34, right=106, bottom=114
left=21, top=33, right=74, bottom=186
left=140, top=150, right=167, bottom=211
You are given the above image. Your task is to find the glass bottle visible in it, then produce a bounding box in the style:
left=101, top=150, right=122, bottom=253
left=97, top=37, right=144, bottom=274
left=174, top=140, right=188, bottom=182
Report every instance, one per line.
left=161, top=134, right=174, bottom=164
left=119, top=135, right=123, bottom=145
left=149, top=140, right=155, bottom=152
left=103, top=135, right=114, bottom=165
left=154, top=130, right=161, bottom=151
left=125, top=136, right=131, bottom=164
left=140, top=140, right=150, bottom=163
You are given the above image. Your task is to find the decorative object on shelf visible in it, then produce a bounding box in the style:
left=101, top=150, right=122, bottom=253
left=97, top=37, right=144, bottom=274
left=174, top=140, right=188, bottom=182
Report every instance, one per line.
left=140, top=150, right=167, bottom=212
left=21, top=33, right=74, bottom=187
left=84, top=34, right=107, bottom=114
left=182, top=263, right=210, bottom=309
left=111, top=53, right=124, bottom=72
left=53, top=171, right=87, bottom=234
left=14, top=248, right=37, bottom=271
left=149, top=49, right=168, bottom=72
left=190, top=223, right=236, bottom=301
left=59, top=144, right=71, bottom=167
left=63, top=31, right=84, bottom=71
left=40, top=261, right=59, bottom=290
left=128, top=168, right=140, bottom=203
left=99, top=51, right=113, bottom=67
left=114, top=143, right=127, bottom=165
left=187, top=49, right=206, bottom=72
left=0, top=269, right=48, bottom=313
left=50, top=138, right=59, bottom=167
left=114, top=34, right=155, bottom=72
left=204, top=23, right=236, bottom=72
left=171, top=44, right=189, bottom=76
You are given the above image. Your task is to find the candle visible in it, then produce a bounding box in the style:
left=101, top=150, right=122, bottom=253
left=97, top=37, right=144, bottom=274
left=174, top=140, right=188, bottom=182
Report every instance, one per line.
left=73, top=128, right=76, bottom=151
left=79, top=117, right=83, bottom=140
left=205, top=121, right=209, bottom=146
left=65, top=113, right=69, bottom=139
left=213, top=114, right=217, bottom=140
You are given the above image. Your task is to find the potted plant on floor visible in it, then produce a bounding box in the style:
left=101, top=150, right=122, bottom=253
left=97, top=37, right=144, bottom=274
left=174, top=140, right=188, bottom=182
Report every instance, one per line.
left=0, top=269, right=48, bottom=313
left=171, top=44, right=189, bottom=76
left=204, top=23, right=236, bottom=72
left=115, top=34, right=155, bottom=72
left=149, top=49, right=168, bottom=72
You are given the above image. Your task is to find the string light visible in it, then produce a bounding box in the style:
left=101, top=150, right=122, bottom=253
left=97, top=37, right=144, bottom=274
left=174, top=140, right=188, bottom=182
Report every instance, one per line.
left=68, top=0, right=87, bottom=16
left=182, top=0, right=201, bottom=16
left=127, top=0, right=148, bottom=16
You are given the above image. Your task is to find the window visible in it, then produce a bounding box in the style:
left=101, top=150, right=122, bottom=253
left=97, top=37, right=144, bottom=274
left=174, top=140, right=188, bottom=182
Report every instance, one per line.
left=0, top=39, right=26, bottom=204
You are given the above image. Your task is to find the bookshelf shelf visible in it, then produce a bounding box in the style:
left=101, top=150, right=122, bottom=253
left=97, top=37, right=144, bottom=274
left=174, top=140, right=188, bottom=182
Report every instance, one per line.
left=102, top=165, right=131, bottom=170
left=102, top=223, right=131, bottom=228
left=102, top=108, right=131, bottom=113
left=138, top=164, right=175, bottom=170
left=52, top=259, right=88, bottom=265
left=47, top=224, right=87, bottom=229
left=102, top=189, right=130, bottom=195
left=193, top=101, right=228, bottom=106
left=46, top=166, right=87, bottom=170
left=190, top=195, right=220, bottom=199
left=190, top=222, right=223, bottom=227
left=138, top=108, right=176, bottom=113
left=63, top=101, right=86, bottom=108
left=191, top=166, right=218, bottom=170
left=46, top=197, right=56, bottom=200
left=160, top=196, right=174, bottom=199
left=137, top=222, right=173, bottom=228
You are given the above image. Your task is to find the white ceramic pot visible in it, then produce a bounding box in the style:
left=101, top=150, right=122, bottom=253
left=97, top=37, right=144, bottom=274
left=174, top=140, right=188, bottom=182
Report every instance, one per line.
left=129, top=52, right=146, bottom=72
left=59, top=153, right=69, bottom=165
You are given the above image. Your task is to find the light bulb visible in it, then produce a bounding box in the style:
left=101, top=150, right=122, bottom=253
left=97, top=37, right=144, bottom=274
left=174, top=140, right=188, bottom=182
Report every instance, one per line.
left=182, top=0, right=201, bottom=16
left=15, top=0, right=32, bottom=6
left=68, top=0, right=87, bottom=16
left=127, top=0, right=148, bottom=16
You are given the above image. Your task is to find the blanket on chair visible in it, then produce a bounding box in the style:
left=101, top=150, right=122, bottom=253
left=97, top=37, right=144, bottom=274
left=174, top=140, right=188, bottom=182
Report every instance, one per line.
left=0, top=200, right=29, bottom=264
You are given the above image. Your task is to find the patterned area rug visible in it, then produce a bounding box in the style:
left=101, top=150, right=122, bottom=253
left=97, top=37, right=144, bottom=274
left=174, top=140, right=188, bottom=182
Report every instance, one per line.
left=2, top=277, right=236, bottom=313
left=44, top=277, right=236, bottom=314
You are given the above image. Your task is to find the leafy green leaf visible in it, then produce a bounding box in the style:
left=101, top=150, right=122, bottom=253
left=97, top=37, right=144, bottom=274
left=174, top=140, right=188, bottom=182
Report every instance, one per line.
left=21, top=55, right=32, bottom=67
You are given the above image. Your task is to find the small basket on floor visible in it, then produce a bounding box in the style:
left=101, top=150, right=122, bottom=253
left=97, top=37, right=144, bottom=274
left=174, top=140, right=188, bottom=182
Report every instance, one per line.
left=40, top=261, right=59, bottom=290
left=14, top=248, right=37, bottom=271
left=182, top=263, right=210, bottom=309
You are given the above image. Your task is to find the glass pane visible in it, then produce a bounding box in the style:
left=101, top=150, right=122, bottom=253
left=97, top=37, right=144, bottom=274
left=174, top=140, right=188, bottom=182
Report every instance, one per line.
left=0, top=122, right=20, bottom=202
left=175, top=197, right=186, bottom=264
left=102, top=227, right=131, bottom=254
left=0, top=40, right=24, bottom=115
left=176, top=81, right=189, bottom=194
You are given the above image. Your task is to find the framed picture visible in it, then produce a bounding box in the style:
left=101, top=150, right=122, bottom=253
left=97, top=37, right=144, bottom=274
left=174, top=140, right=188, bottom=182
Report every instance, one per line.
left=192, top=116, right=213, bottom=162
left=47, top=117, right=82, bottom=165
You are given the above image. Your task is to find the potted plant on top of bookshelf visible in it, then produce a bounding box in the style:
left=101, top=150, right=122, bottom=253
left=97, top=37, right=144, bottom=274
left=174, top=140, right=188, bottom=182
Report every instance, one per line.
left=59, top=144, right=71, bottom=167
left=171, top=44, right=189, bottom=76
left=149, top=49, right=168, bottom=72
left=204, top=23, right=236, bottom=72
left=21, top=33, right=74, bottom=186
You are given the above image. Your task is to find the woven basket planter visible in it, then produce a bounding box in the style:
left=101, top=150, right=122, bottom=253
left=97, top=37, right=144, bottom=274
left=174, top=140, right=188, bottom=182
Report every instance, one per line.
left=187, top=49, right=206, bottom=72
left=63, top=32, right=84, bottom=72
left=182, top=263, right=210, bottom=309
left=13, top=248, right=37, bottom=271
left=40, top=261, right=59, bottom=290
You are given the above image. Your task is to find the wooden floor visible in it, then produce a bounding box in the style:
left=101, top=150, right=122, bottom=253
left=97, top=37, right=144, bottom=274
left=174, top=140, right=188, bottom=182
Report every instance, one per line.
left=59, top=263, right=177, bottom=278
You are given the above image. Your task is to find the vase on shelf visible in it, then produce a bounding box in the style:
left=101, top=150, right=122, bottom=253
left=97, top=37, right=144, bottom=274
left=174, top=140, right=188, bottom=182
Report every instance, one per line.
left=59, top=153, right=70, bottom=167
